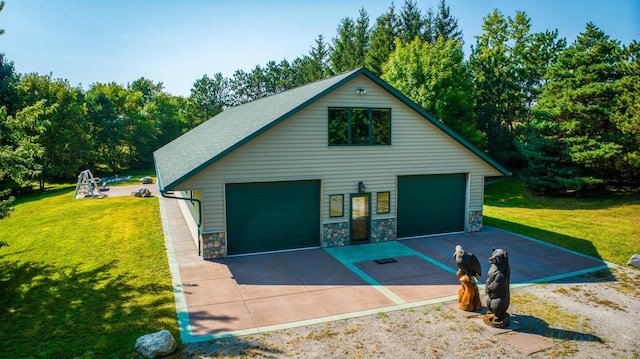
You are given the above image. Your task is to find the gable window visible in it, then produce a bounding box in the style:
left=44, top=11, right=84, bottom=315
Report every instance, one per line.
left=328, top=107, right=391, bottom=145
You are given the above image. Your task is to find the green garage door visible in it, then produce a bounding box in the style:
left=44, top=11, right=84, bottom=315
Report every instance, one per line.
left=397, top=174, right=466, bottom=238
left=225, top=180, right=320, bottom=255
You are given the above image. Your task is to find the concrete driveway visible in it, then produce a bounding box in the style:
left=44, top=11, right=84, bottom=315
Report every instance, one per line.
left=156, top=196, right=610, bottom=343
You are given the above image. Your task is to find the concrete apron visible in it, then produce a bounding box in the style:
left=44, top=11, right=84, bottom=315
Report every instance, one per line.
left=158, top=197, right=612, bottom=344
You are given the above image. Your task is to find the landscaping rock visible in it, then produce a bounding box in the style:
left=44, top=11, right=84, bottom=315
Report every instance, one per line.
left=627, top=254, right=640, bottom=267
left=140, top=176, right=154, bottom=184
left=135, top=330, right=177, bottom=359
left=132, top=188, right=152, bottom=197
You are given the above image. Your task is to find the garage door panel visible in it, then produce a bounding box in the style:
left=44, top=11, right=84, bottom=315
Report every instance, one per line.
left=226, top=180, right=320, bottom=255
left=397, top=174, right=466, bottom=237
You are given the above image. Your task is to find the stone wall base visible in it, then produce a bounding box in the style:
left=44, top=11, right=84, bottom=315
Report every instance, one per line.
left=372, top=218, right=396, bottom=242
left=201, top=232, right=226, bottom=259
left=467, top=210, right=483, bottom=232
left=322, top=222, right=349, bottom=247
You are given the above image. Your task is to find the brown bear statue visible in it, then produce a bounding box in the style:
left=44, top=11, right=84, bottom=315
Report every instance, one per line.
left=484, top=247, right=511, bottom=327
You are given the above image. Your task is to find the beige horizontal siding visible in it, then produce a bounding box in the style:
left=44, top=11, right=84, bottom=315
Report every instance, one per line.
left=178, top=75, right=502, bottom=231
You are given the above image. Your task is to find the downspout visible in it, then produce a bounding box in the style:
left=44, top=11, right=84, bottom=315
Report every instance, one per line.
left=160, top=190, right=203, bottom=256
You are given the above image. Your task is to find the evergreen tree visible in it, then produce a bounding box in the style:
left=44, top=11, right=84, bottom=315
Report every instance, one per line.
left=365, top=4, right=398, bottom=76
left=354, top=8, right=371, bottom=68
left=434, top=0, right=462, bottom=42
left=398, top=0, right=424, bottom=45
left=308, top=34, right=332, bottom=80
left=470, top=10, right=520, bottom=164
left=189, top=73, right=227, bottom=124
left=330, top=17, right=359, bottom=72
left=423, top=6, right=435, bottom=44
left=612, top=41, right=640, bottom=179
left=470, top=10, right=564, bottom=166
left=519, top=23, right=631, bottom=192
left=330, top=11, right=369, bottom=73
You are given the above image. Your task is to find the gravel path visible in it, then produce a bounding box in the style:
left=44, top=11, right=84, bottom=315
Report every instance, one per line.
left=178, top=266, right=639, bottom=359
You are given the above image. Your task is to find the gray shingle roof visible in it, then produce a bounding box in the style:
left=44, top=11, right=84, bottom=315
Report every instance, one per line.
left=154, top=68, right=362, bottom=191
left=154, top=67, right=510, bottom=191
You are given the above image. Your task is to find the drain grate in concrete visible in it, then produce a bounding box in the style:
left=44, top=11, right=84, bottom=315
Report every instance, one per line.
left=374, top=258, right=398, bottom=264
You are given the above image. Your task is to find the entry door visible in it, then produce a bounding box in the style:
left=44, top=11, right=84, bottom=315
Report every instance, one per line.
left=350, top=194, right=370, bottom=244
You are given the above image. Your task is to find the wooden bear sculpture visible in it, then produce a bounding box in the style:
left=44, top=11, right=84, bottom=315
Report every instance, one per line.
left=484, top=247, right=511, bottom=327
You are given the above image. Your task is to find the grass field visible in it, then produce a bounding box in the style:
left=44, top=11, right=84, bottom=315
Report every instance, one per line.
left=1, top=174, right=637, bottom=357
left=484, top=178, right=640, bottom=266
left=0, top=186, right=177, bottom=358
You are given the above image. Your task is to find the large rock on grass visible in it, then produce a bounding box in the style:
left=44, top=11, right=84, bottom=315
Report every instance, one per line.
left=140, top=176, right=154, bottom=184
left=132, top=187, right=152, bottom=197
left=135, top=330, right=177, bottom=358
left=627, top=254, right=640, bottom=268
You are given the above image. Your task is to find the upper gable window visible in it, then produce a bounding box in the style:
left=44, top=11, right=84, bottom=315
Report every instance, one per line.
left=328, top=107, right=391, bottom=146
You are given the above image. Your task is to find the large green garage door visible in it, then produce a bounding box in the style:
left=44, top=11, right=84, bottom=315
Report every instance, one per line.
left=225, top=180, right=320, bottom=255
left=397, top=174, right=466, bottom=238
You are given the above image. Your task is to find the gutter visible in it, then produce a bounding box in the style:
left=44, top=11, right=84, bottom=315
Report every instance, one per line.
left=160, top=190, right=203, bottom=256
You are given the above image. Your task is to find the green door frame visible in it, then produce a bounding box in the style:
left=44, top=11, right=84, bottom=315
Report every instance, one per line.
left=350, top=193, right=371, bottom=244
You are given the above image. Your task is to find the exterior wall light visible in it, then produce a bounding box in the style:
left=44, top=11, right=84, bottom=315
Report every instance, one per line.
left=358, top=181, right=366, bottom=193
left=356, top=88, right=367, bottom=94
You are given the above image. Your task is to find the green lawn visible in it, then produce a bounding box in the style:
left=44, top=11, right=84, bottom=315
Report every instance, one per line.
left=484, top=178, right=640, bottom=266
left=0, top=187, right=178, bottom=358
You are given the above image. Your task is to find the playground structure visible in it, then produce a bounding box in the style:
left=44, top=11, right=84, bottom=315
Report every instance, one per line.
left=73, top=169, right=138, bottom=199
left=73, top=169, right=105, bottom=199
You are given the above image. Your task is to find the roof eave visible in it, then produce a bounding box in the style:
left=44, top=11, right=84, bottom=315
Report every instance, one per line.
left=359, top=69, right=511, bottom=177
left=158, top=68, right=370, bottom=191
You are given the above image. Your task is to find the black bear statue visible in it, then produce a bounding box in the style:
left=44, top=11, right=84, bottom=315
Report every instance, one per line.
left=484, top=247, right=511, bottom=327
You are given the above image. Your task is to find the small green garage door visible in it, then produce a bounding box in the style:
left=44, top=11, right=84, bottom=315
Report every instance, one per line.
left=397, top=174, right=466, bottom=238
left=225, top=180, right=320, bottom=255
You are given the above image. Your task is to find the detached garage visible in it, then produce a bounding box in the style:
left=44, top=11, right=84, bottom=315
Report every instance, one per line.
left=153, top=68, right=509, bottom=259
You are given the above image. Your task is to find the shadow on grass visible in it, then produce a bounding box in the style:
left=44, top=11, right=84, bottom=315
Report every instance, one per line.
left=0, top=259, right=178, bottom=358
left=484, top=217, right=604, bottom=262
left=512, top=314, right=602, bottom=342
left=11, top=186, right=75, bottom=206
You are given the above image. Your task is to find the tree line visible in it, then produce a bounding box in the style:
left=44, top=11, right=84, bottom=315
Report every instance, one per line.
left=1, top=0, right=639, bottom=219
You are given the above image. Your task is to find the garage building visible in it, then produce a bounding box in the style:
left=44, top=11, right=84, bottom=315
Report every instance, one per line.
left=153, top=68, right=509, bottom=258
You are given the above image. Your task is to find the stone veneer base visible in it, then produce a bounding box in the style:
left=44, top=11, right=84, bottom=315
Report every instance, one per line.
left=467, top=210, right=483, bottom=232
left=322, top=222, right=349, bottom=247
left=201, top=232, right=226, bottom=259
left=371, top=218, right=396, bottom=242
left=202, top=213, right=477, bottom=258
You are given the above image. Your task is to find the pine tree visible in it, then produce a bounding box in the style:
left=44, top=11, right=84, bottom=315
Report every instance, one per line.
left=398, top=0, right=423, bottom=45
left=330, top=17, right=359, bottom=72
left=365, top=4, right=398, bottom=75
left=470, top=10, right=564, bottom=166
left=519, top=23, right=631, bottom=192
left=309, top=35, right=332, bottom=79
left=612, top=40, right=640, bottom=181
left=434, top=0, right=462, bottom=42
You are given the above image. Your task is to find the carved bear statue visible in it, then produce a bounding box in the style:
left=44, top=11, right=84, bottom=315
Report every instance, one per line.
left=484, top=247, right=511, bottom=327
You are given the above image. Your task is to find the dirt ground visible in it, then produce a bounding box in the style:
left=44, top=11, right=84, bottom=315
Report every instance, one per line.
left=178, top=265, right=640, bottom=359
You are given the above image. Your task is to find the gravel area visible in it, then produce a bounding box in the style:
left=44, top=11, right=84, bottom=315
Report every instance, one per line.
left=179, top=266, right=640, bottom=359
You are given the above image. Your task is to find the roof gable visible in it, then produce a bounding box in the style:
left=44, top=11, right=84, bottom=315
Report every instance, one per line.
left=154, top=68, right=509, bottom=191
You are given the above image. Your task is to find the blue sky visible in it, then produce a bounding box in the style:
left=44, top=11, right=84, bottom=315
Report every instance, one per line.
left=2, top=0, right=638, bottom=96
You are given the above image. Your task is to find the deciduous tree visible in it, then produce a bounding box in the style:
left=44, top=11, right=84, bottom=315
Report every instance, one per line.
left=18, top=74, right=88, bottom=188
left=383, top=37, right=485, bottom=147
